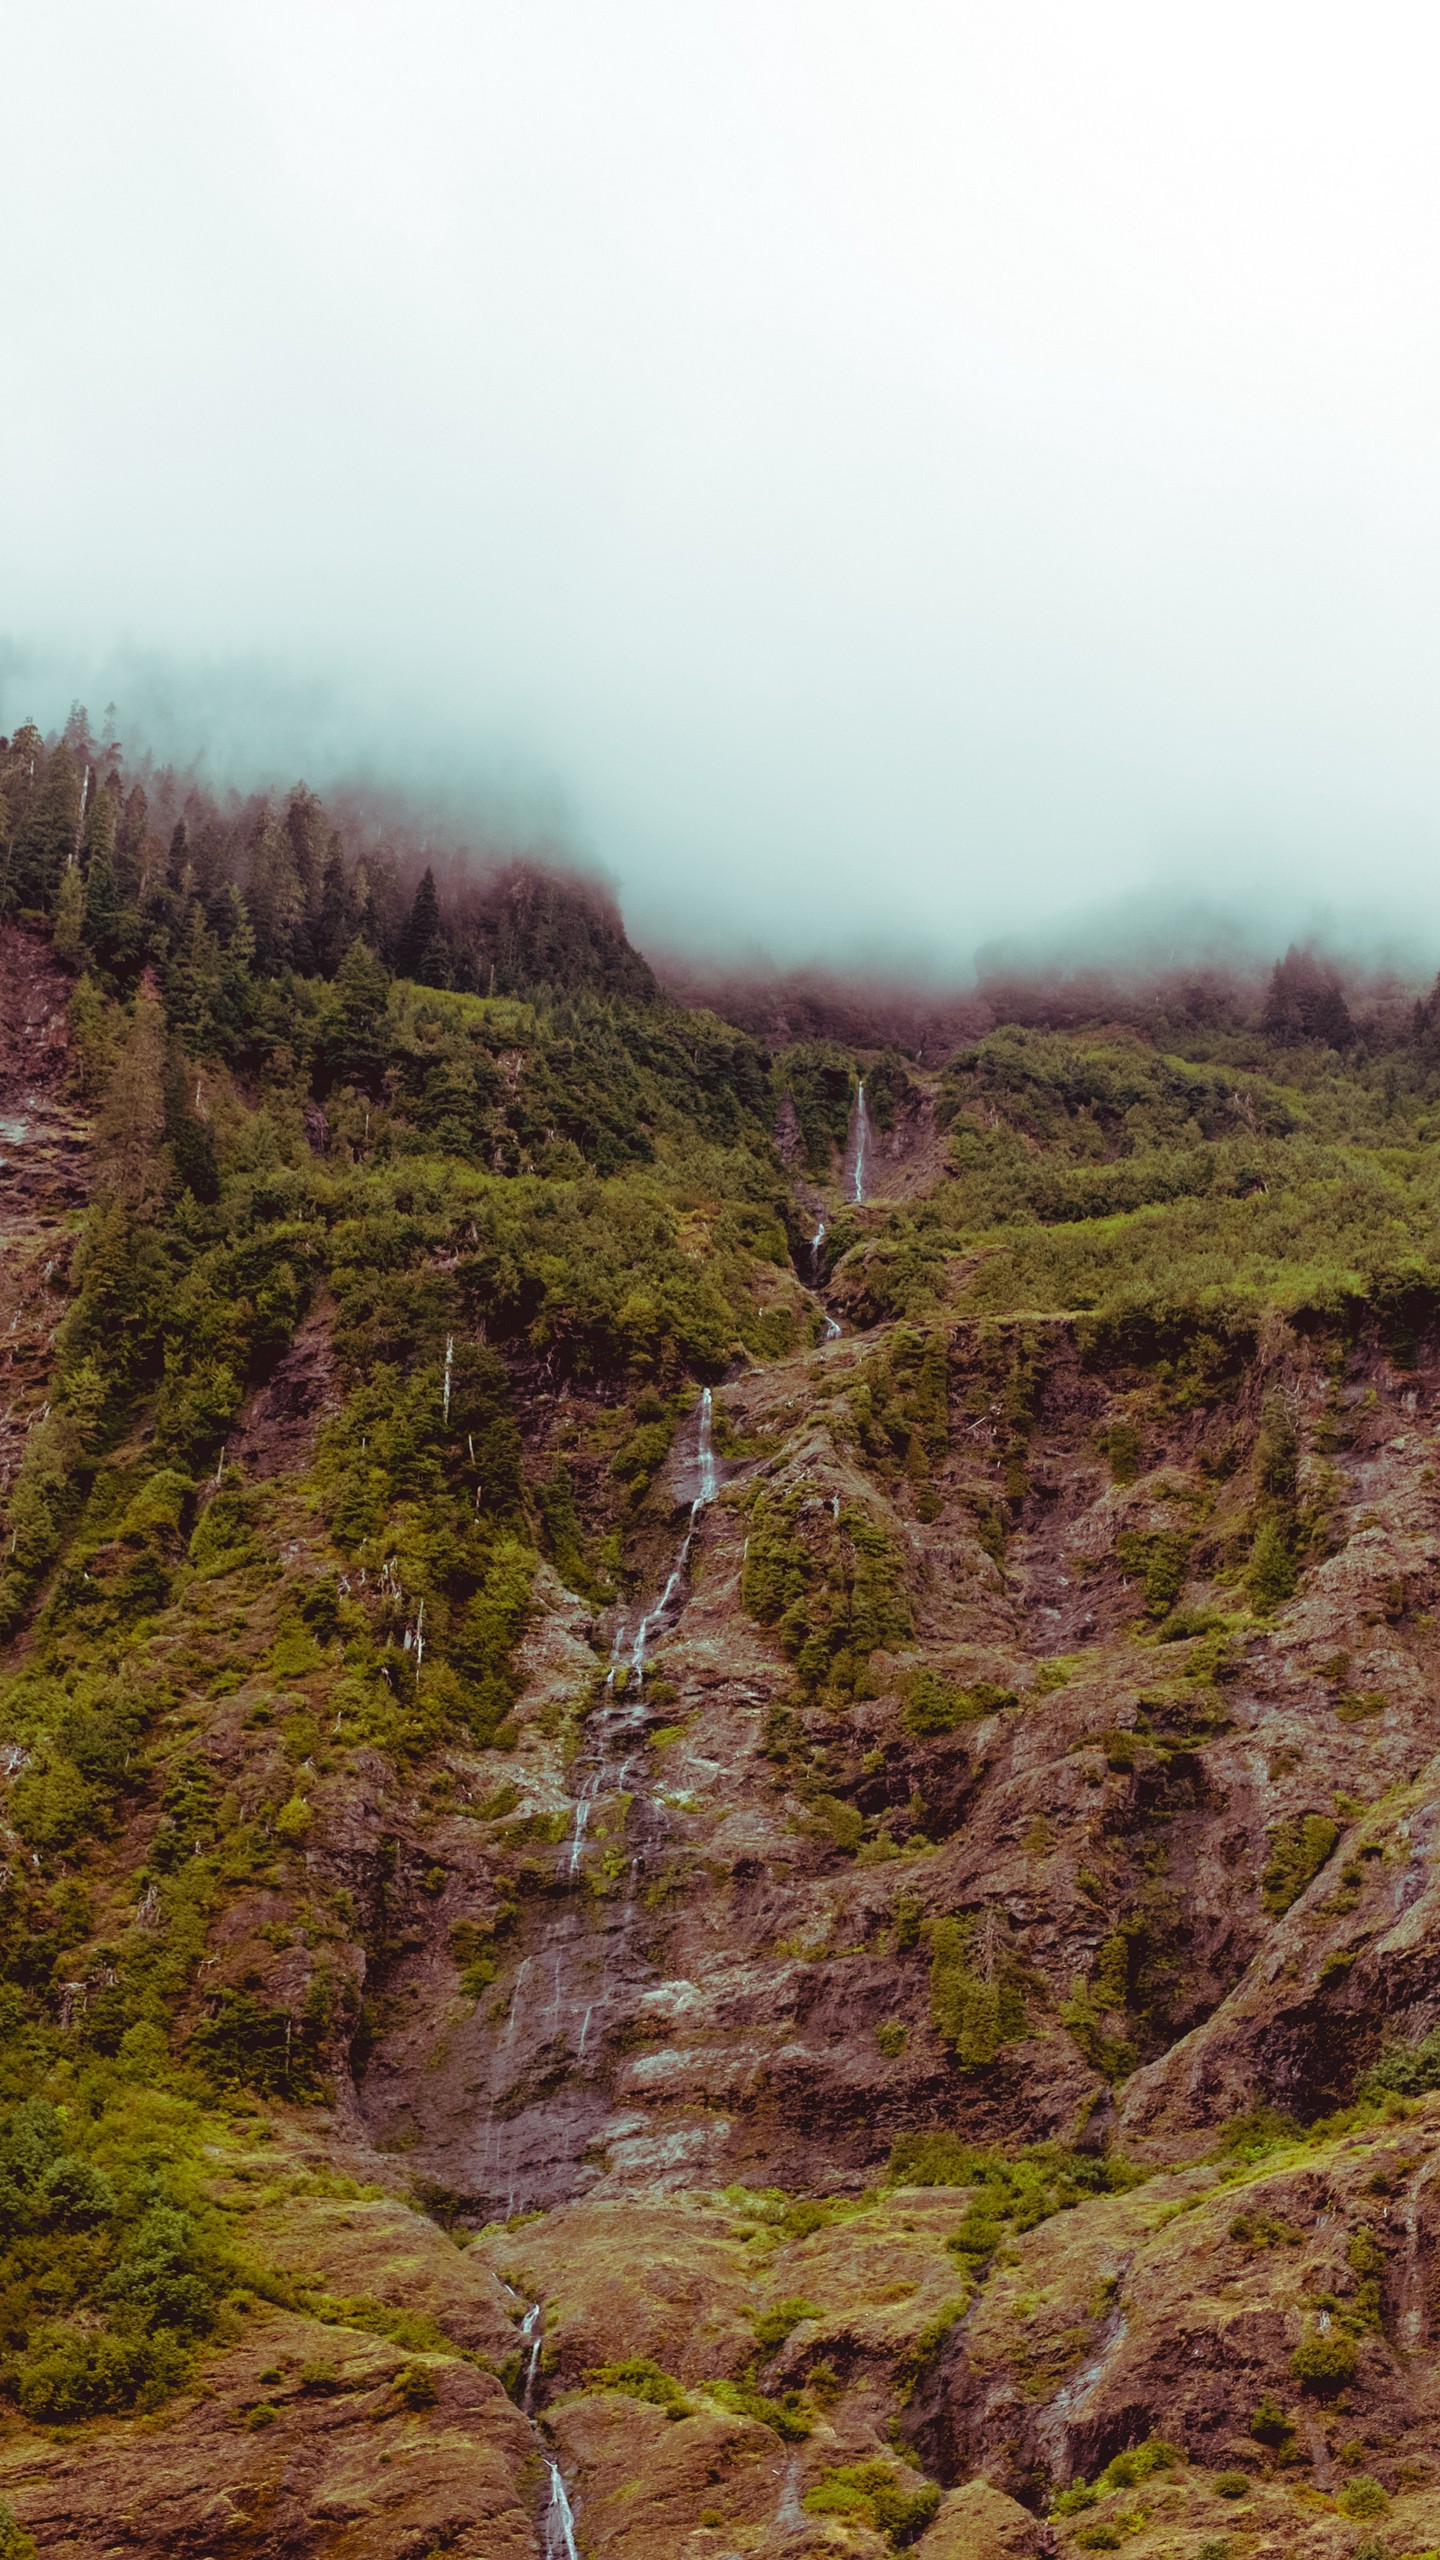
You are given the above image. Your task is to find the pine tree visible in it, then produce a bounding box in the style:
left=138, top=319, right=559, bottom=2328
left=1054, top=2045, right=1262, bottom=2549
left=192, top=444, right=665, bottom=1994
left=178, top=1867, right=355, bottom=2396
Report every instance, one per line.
left=283, top=786, right=338, bottom=972
left=52, top=862, right=87, bottom=967
left=9, top=740, right=80, bottom=910
left=328, top=937, right=391, bottom=1088
left=166, top=904, right=225, bottom=1052
left=95, top=973, right=171, bottom=1214
left=82, top=852, right=126, bottom=980
left=246, top=808, right=303, bottom=973
left=314, top=842, right=352, bottom=977
left=400, top=866, right=447, bottom=985
left=1263, top=948, right=1355, bottom=1048
left=2, top=720, right=44, bottom=817
left=115, top=785, right=149, bottom=897
left=61, top=700, right=95, bottom=762
left=224, top=882, right=256, bottom=974
left=83, top=773, right=119, bottom=867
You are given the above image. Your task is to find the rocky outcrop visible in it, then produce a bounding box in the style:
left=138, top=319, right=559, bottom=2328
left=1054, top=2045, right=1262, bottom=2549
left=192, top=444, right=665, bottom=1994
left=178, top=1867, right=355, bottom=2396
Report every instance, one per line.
left=15, top=1006, right=1440, bottom=2553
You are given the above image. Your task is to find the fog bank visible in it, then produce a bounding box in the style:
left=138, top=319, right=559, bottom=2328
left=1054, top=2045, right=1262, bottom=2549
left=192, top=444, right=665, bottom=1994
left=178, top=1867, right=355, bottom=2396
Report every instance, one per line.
left=8, top=6, right=1440, bottom=973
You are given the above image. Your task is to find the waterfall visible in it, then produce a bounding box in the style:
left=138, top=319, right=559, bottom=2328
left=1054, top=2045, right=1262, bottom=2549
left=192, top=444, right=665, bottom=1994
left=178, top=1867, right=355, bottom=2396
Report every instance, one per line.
left=442, top=1334, right=454, bottom=1425
left=809, top=1217, right=826, bottom=1280
left=520, top=2300, right=544, bottom=2410
left=627, top=1389, right=717, bottom=1676
left=543, top=2461, right=579, bottom=2558
left=695, top=1384, right=717, bottom=1504
left=465, top=1387, right=720, bottom=2220
left=850, top=1079, right=871, bottom=1203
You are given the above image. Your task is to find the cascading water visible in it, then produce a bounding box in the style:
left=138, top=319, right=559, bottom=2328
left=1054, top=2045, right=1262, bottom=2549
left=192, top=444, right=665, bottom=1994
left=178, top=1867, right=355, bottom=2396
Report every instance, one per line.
left=849, top=1078, right=871, bottom=1204
left=543, top=2460, right=579, bottom=2558
left=519, top=2299, right=544, bottom=2410
left=455, top=1388, right=721, bottom=2224
left=808, top=1219, right=841, bottom=1338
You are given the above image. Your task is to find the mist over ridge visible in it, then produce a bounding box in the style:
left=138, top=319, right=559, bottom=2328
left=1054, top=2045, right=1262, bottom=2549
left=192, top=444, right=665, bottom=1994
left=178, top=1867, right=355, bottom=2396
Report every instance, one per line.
left=6, top=664, right=1440, bottom=1038
left=19, top=17, right=1440, bottom=2554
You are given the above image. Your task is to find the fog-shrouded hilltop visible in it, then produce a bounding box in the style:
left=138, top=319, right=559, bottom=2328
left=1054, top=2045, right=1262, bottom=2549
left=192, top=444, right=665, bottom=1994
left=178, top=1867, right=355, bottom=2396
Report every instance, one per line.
left=10, top=714, right=1440, bottom=2557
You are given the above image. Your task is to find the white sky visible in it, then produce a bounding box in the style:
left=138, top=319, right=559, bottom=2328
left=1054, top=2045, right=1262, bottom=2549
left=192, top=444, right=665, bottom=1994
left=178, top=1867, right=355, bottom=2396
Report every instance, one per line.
left=6, top=2, right=1440, bottom=971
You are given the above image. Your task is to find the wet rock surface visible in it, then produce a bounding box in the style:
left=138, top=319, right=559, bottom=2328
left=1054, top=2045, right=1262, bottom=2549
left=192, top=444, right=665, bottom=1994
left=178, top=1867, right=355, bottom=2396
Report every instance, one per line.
left=12, top=1000, right=1440, bottom=2557
left=0, top=928, right=88, bottom=1521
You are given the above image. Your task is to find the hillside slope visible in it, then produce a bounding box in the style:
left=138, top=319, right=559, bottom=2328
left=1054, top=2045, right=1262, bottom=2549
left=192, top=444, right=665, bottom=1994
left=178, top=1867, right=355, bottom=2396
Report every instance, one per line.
left=6, top=793, right=1440, bottom=2556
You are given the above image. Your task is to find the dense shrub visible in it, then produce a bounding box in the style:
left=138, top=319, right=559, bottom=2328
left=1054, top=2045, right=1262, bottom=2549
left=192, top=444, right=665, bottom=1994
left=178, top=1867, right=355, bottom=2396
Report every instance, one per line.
left=803, top=2461, right=939, bottom=2544
left=1261, top=1815, right=1340, bottom=1915
left=1291, top=2325, right=1358, bottom=2393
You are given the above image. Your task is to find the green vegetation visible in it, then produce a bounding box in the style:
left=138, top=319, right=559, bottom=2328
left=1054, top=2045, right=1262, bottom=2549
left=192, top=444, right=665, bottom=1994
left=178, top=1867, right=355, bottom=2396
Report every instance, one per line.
left=741, top=1485, right=911, bottom=1697
left=844, top=1327, right=951, bottom=1516
left=803, top=2460, right=940, bottom=2546
left=1361, top=2028, right=1440, bottom=2097
left=1051, top=2439, right=1178, bottom=2517
left=902, top=1672, right=1014, bottom=1736
left=1291, top=2324, right=1359, bottom=2393
left=11, top=710, right=1440, bottom=2474
left=0, top=2064, right=233, bottom=2421
left=1114, top=1524, right=1193, bottom=1618
left=584, top=2354, right=692, bottom=2417
left=707, top=2369, right=815, bottom=2440
left=928, top=1912, right=1030, bottom=2067
left=749, top=2294, right=820, bottom=2351
left=887, top=2133, right=1143, bottom=2288
left=0, top=2508, right=35, bottom=2560
left=829, top=1012, right=1440, bottom=1349
left=1339, top=2473, right=1389, bottom=2519
left=1261, top=1814, right=1340, bottom=1915
left=1248, top=2391, right=1295, bottom=2447
left=0, top=733, right=833, bottom=2432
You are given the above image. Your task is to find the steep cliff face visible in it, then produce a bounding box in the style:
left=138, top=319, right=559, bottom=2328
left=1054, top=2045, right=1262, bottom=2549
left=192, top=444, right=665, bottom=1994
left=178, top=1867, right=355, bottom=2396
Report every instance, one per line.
left=0, top=929, right=88, bottom=1519
left=6, top=950, right=1440, bottom=2559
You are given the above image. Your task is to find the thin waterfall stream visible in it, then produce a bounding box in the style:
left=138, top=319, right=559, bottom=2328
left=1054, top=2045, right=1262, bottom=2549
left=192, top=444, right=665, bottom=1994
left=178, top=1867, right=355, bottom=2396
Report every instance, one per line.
left=543, top=2460, right=579, bottom=2559
left=849, top=1077, right=871, bottom=1203
left=478, top=1395, right=721, bottom=2544
left=458, top=1389, right=721, bottom=2225
left=809, top=1216, right=841, bottom=1338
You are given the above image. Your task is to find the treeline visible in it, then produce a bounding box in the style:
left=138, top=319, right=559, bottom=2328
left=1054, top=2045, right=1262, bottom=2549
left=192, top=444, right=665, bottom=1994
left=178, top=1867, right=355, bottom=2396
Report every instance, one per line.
left=0, top=706, right=652, bottom=1019
left=670, top=944, right=1440, bottom=1067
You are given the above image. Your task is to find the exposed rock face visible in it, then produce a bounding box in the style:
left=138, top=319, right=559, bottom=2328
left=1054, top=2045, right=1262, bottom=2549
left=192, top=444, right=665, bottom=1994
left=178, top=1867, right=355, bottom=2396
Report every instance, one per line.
left=0, top=927, right=88, bottom=1516
left=12, top=990, right=1440, bottom=2557
left=344, top=1316, right=1440, bottom=2225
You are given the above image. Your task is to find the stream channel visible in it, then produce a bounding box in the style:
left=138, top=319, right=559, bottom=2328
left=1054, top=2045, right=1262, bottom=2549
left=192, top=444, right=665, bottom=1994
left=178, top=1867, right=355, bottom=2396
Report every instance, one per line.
left=482, top=1393, right=719, bottom=2552
left=464, top=1388, right=720, bottom=2225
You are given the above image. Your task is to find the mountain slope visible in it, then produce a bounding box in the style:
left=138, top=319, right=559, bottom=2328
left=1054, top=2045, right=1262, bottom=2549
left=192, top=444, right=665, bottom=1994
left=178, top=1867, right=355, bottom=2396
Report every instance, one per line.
left=6, top=805, right=1440, bottom=2555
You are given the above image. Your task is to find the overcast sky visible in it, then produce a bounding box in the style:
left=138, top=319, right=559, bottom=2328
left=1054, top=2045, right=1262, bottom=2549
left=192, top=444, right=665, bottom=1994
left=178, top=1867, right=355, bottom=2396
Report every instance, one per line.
left=7, top=2, right=1440, bottom=973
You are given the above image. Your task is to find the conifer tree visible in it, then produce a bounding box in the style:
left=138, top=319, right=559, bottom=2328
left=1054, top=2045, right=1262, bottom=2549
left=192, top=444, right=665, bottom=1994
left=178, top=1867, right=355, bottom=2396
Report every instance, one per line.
left=224, top=882, right=257, bottom=975
left=166, top=904, right=225, bottom=1052
left=2, top=720, right=44, bottom=814
left=315, top=841, right=352, bottom=977
left=52, top=861, right=87, bottom=966
left=115, top=785, right=149, bottom=897
left=401, top=866, right=447, bottom=985
left=83, top=771, right=119, bottom=867
left=61, top=700, right=95, bottom=762
left=1263, top=947, right=1355, bottom=1048
left=95, top=973, right=171, bottom=1215
left=283, top=786, right=337, bottom=971
left=82, top=851, right=126, bottom=980
left=246, top=808, right=303, bottom=972
left=328, top=937, right=391, bottom=1088
left=9, top=740, right=80, bottom=910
